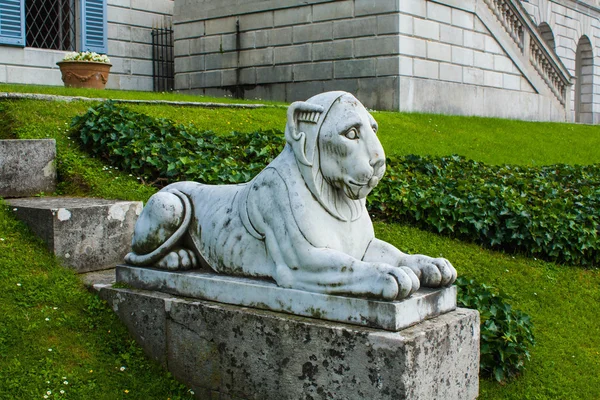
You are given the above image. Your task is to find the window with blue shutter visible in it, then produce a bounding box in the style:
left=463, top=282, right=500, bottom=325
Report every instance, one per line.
left=81, top=0, right=107, bottom=54
left=0, top=0, right=25, bottom=47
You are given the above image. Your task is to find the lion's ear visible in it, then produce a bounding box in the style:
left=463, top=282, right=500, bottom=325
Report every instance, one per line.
left=285, top=101, right=324, bottom=167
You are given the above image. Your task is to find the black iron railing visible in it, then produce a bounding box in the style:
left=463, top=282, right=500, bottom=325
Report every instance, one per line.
left=151, top=20, right=174, bottom=92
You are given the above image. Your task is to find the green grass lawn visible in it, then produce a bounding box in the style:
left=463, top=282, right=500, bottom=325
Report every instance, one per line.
left=0, top=83, right=285, bottom=105
left=1, top=88, right=599, bottom=399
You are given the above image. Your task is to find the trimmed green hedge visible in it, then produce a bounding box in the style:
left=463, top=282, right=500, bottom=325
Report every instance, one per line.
left=370, top=155, right=600, bottom=267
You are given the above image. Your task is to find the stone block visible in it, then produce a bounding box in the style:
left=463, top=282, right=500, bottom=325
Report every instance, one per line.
left=293, top=62, right=333, bottom=81
left=0, top=139, right=56, bottom=198
left=414, top=59, right=440, bottom=79
left=173, top=21, right=204, bottom=40
left=464, top=30, right=486, bottom=51
left=237, top=67, right=255, bottom=85
left=334, top=59, right=377, bottom=79
left=355, top=0, right=399, bottom=16
left=400, top=35, right=427, bottom=57
left=474, top=50, right=494, bottom=69
left=399, top=55, right=414, bottom=75
left=203, top=70, right=222, bottom=87
left=205, top=16, right=237, bottom=35
left=274, top=6, right=311, bottom=26
left=376, top=56, right=400, bottom=76
left=503, top=73, right=521, bottom=90
left=293, top=21, right=333, bottom=43
left=452, top=8, right=474, bottom=29
left=190, top=71, right=205, bottom=88
left=484, top=70, right=503, bottom=88
left=97, top=285, right=480, bottom=400
left=399, top=0, right=426, bottom=17
left=414, top=18, right=440, bottom=40
left=256, top=65, right=292, bottom=84
left=312, top=40, right=353, bottom=61
left=333, top=17, right=377, bottom=39
left=463, top=66, right=484, bottom=85
left=274, top=44, right=311, bottom=65
left=375, top=15, right=398, bottom=36
left=427, top=41, right=452, bottom=62
left=494, top=54, right=515, bottom=73
left=440, top=63, right=463, bottom=83
left=427, top=1, right=452, bottom=24
left=440, top=24, right=463, bottom=46
left=268, top=27, right=293, bottom=46
left=239, top=11, right=273, bottom=32
left=452, top=46, right=474, bottom=66
left=221, top=69, right=237, bottom=86
left=205, top=52, right=238, bottom=70
left=354, top=36, right=399, bottom=57
left=7, top=198, right=142, bottom=272
left=399, top=14, right=414, bottom=35
left=313, top=1, right=353, bottom=22
left=239, top=48, right=273, bottom=68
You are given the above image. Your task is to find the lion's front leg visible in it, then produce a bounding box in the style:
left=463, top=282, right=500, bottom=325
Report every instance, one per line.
left=271, top=245, right=419, bottom=300
left=363, top=238, right=457, bottom=288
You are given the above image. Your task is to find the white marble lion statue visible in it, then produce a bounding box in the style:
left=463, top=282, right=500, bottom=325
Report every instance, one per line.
left=125, top=91, right=457, bottom=300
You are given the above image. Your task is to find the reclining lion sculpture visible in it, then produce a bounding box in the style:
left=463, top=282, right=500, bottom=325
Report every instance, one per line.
left=125, top=91, right=457, bottom=300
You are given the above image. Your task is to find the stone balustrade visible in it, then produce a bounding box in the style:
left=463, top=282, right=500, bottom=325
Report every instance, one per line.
left=484, top=0, right=570, bottom=105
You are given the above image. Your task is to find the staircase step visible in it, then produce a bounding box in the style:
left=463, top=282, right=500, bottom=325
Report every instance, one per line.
left=7, top=197, right=142, bottom=273
left=0, top=139, right=56, bottom=198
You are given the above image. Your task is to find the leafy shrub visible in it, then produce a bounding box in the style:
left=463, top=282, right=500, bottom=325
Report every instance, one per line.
left=72, top=102, right=600, bottom=266
left=72, top=101, right=285, bottom=186
left=456, top=277, right=535, bottom=382
left=369, top=155, right=600, bottom=266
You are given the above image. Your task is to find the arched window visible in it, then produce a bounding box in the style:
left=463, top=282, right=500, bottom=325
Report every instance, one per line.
left=538, top=22, right=556, bottom=51
left=575, top=36, right=594, bottom=123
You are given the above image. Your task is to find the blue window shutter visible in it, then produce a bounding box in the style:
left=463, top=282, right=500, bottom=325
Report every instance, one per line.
left=0, top=0, right=25, bottom=47
left=81, top=0, right=107, bottom=53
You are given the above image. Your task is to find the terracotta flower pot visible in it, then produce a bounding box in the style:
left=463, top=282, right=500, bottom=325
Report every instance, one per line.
left=57, top=61, right=112, bottom=89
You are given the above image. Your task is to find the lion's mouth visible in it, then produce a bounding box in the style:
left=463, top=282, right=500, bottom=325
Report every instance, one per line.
left=345, top=177, right=379, bottom=199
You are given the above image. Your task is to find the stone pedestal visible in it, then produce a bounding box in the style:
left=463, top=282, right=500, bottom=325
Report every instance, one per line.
left=96, top=284, right=480, bottom=400
left=117, top=265, right=457, bottom=331
left=7, top=197, right=142, bottom=272
left=0, top=139, right=56, bottom=198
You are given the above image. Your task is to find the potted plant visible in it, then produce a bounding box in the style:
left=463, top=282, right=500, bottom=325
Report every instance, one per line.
left=57, top=51, right=112, bottom=89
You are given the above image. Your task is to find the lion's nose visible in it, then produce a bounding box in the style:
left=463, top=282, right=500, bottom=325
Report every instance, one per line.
left=370, top=155, right=385, bottom=171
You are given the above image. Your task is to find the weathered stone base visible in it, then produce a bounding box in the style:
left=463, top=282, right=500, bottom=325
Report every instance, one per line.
left=96, top=284, right=480, bottom=400
left=0, top=139, right=56, bottom=198
left=7, top=197, right=142, bottom=272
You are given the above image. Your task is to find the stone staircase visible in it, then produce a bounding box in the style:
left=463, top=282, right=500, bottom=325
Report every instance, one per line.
left=479, top=0, right=571, bottom=107
left=0, top=139, right=141, bottom=276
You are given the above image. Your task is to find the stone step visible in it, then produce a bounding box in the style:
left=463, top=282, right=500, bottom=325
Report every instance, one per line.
left=0, top=139, right=56, bottom=198
left=7, top=197, right=142, bottom=273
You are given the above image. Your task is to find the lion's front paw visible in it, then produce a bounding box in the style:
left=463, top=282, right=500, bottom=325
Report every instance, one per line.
left=156, top=248, right=198, bottom=271
left=403, top=255, right=457, bottom=288
left=372, top=263, right=420, bottom=300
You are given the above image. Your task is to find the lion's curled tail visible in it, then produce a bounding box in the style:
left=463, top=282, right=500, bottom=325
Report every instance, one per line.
left=124, top=189, right=192, bottom=266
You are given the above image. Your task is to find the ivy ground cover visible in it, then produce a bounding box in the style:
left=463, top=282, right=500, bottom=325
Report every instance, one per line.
left=0, top=94, right=599, bottom=399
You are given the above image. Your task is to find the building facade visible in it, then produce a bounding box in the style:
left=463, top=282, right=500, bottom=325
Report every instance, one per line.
left=172, top=0, right=600, bottom=123
left=0, top=0, right=173, bottom=91
left=1, top=0, right=599, bottom=123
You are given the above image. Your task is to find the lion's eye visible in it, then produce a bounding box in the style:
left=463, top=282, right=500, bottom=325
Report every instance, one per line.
left=344, top=128, right=359, bottom=140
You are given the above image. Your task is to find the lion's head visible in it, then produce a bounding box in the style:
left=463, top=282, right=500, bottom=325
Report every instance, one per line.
left=285, top=91, right=386, bottom=222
